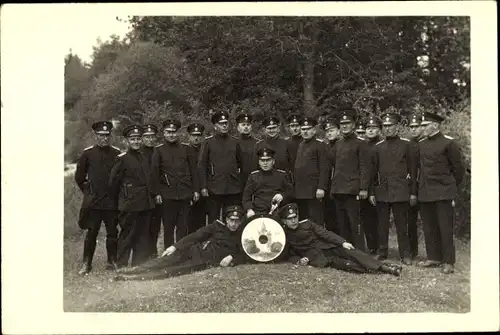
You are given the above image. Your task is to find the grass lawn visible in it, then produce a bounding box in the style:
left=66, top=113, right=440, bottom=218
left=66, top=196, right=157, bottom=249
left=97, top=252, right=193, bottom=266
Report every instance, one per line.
left=63, top=229, right=470, bottom=313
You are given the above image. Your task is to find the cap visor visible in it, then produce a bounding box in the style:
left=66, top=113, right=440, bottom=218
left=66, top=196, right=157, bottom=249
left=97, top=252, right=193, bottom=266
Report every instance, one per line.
left=95, top=131, right=111, bottom=135
left=142, top=132, right=156, bottom=135
left=419, top=121, right=431, bottom=126
left=190, top=131, right=202, bottom=135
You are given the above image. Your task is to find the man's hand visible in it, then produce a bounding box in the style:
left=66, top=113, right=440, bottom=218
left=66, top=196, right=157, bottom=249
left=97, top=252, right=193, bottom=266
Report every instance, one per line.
left=271, top=193, right=284, bottom=204
left=298, top=257, right=309, bottom=266
left=161, top=246, right=176, bottom=257
left=369, top=195, right=376, bottom=206
left=193, top=192, right=200, bottom=202
left=155, top=195, right=163, bottom=205
left=410, top=194, right=418, bottom=207
left=358, top=190, right=368, bottom=200
left=201, top=188, right=209, bottom=197
left=220, top=255, right=233, bottom=267
left=247, top=209, right=256, bottom=218
left=342, top=242, right=355, bottom=250
left=316, top=189, right=325, bottom=200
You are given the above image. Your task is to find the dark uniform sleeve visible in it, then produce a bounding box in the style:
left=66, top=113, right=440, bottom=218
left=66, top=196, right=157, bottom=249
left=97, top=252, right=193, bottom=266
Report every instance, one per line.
left=407, top=141, right=418, bottom=196
left=242, top=174, right=257, bottom=211
left=281, top=171, right=294, bottom=204
left=74, top=151, right=89, bottom=192
left=358, top=141, right=371, bottom=191
left=235, top=140, right=243, bottom=175
left=312, top=221, right=346, bottom=246
left=317, top=142, right=330, bottom=191
left=150, top=149, right=162, bottom=196
left=198, top=140, right=210, bottom=190
left=369, top=146, right=379, bottom=197
left=286, top=141, right=294, bottom=182
left=447, top=140, right=465, bottom=186
left=186, top=145, right=200, bottom=193
left=107, top=157, right=125, bottom=201
left=287, top=248, right=302, bottom=264
left=173, top=223, right=215, bottom=250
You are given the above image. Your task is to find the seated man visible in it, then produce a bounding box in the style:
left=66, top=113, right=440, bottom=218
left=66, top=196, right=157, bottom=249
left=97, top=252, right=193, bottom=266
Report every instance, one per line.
left=279, top=203, right=403, bottom=277
left=113, top=205, right=247, bottom=281
left=242, top=147, right=293, bottom=218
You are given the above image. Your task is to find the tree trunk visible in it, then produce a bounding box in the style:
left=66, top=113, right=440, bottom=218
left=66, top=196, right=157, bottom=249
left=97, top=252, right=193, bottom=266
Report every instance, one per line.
left=303, top=60, right=315, bottom=116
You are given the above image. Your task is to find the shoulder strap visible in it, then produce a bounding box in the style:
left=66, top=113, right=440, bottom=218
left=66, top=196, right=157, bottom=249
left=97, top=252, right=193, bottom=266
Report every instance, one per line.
left=444, top=135, right=454, bottom=140
left=83, top=145, right=94, bottom=151
left=118, top=152, right=126, bottom=157
left=375, top=140, right=385, bottom=145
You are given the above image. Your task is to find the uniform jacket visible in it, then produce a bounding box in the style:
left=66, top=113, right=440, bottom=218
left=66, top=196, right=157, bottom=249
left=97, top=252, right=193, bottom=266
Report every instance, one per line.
left=371, top=136, right=418, bottom=203
left=287, top=134, right=303, bottom=166
left=238, top=134, right=259, bottom=188
left=284, top=219, right=346, bottom=263
left=254, top=136, right=294, bottom=176
left=294, top=137, right=330, bottom=199
left=74, top=145, right=121, bottom=210
left=363, top=137, right=381, bottom=195
left=140, top=146, right=156, bottom=170
left=198, top=133, right=242, bottom=195
left=417, top=132, right=465, bottom=202
left=329, top=133, right=371, bottom=195
left=242, top=169, right=294, bottom=213
left=108, top=149, right=156, bottom=212
left=151, top=141, right=200, bottom=200
left=325, top=139, right=339, bottom=191
left=173, top=219, right=246, bottom=265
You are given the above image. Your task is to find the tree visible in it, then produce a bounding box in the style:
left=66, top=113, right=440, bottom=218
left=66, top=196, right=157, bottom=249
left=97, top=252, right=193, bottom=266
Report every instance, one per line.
left=64, top=51, right=90, bottom=111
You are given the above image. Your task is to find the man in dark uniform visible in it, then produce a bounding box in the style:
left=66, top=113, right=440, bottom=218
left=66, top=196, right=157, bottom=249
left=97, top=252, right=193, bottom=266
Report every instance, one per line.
left=329, top=108, right=371, bottom=251
left=113, top=205, right=247, bottom=281
left=235, top=112, right=259, bottom=189
left=255, top=116, right=294, bottom=183
left=369, top=113, right=417, bottom=265
left=323, top=117, right=341, bottom=234
left=74, top=121, right=121, bottom=275
left=355, top=122, right=366, bottom=140
left=140, top=124, right=163, bottom=259
left=108, top=125, right=156, bottom=268
left=285, top=113, right=303, bottom=166
left=293, top=117, right=329, bottom=225
left=279, top=203, right=402, bottom=276
left=151, top=119, right=200, bottom=252
left=199, top=111, right=243, bottom=223
left=362, top=116, right=383, bottom=255
left=186, top=122, right=209, bottom=234
left=407, top=113, right=425, bottom=259
left=243, top=147, right=293, bottom=217
left=417, top=112, right=465, bottom=274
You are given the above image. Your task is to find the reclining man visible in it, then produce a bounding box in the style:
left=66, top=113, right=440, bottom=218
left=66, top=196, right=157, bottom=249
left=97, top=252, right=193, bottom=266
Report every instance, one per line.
left=113, top=205, right=247, bottom=281
left=279, top=203, right=403, bottom=277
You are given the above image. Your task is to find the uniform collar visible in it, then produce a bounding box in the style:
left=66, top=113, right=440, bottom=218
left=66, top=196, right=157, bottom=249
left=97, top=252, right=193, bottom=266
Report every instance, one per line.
left=343, top=132, right=356, bottom=140
left=386, top=135, right=399, bottom=140
left=366, top=136, right=381, bottom=143
left=428, top=131, right=441, bottom=139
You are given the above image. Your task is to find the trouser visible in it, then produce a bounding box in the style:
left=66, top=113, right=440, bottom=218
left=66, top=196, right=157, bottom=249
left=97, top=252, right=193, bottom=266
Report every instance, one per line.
left=116, top=210, right=152, bottom=267
left=161, top=199, right=190, bottom=248
left=324, top=194, right=338, bottom=234
left=377, top=202, right=411, bottom=259
left=148, top=205, right=163, bottom=258
left=316, top=247, right=398, bottom=275
left=81, top=209, right=118, bottom=266
left=360, top=199, right=379, bottom=253
left=420, top=200, right=455, bottom=265
left=117, top=247, right=212, bottom=281
left=206, top=193, right=242, bottom=224
left=189, top=197, right=208, bottom=234
left=296, top=198, right=324, bottom=226
left=407, top=203, right=420, bottom=258
left=333, top=194, right=366, bottom=251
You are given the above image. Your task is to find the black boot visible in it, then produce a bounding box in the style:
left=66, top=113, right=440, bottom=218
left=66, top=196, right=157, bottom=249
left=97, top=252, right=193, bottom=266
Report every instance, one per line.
left=78, top=260, right=92, bottom=275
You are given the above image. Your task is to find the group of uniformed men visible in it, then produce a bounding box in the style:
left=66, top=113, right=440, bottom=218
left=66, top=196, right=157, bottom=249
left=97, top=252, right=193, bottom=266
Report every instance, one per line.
left=75, top=106, right=465, bottom=276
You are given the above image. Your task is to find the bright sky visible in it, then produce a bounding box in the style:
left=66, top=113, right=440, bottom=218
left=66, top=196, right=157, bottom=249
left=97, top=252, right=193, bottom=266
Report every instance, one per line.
left=64, top=12, right=131, bottom=63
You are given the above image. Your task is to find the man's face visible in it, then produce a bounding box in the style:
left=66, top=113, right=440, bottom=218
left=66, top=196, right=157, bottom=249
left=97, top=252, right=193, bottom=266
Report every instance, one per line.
left=95, top=133, right=111, bottom=147
left=365, top=126, right=381, bottom=140
left=142, top=134, right=156, bottom=147
left=382, top=123, right=399, bottom=137
left=214, top=121, right=229, bottom=134
left=265, top=125, right=280, bottom=138
left=188, top=134, right=203, bottom=146
left=163, top=129, right=179, bottom=143
left=259, top=157, right=275, bottom=171
left=409, top=125, right=423, bottom=139
left=421, top=122, right=439, bottom=137
left=237, top=122, right=252, bottom=135
left=340, top=121, right=355, bottom=136
left=289, top=124, right=301, bottom=136
left=300, top=127, right=316, bottom=140
left=225, top=216, right=242, bottom=231
left=325, top=127, right=340, bottom=141
left=127, top=136, right=142, bottom=150
left=284, top=216, right=299, bottom=230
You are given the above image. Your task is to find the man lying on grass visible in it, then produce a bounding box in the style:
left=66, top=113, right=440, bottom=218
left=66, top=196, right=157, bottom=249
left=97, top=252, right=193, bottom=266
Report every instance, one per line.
left=279, top=203, right=403, bottom=277
left=113, top=205, right=247, bottom=281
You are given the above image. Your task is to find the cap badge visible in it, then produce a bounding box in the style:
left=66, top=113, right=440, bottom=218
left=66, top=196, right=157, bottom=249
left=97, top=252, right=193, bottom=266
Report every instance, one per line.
left=148, top=127, right=151, bottom=131
left=233, top=211, right=238, bottom=216
left=343, top=115, right=347, bottom=120
left=103, top=125, right=107, bottom=130
left=289, top=208, right=293, bottom=213
left=270, top=120, right=274, bottom=125
left=134, top=129, right=138, bottom=133
left=304, top=121, right=308, bottom=125
left=221, top=115, right=226, bottom=120
left=386, top=117, right=390, bottom=122
left=195, top=127, right=198, bottom=131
